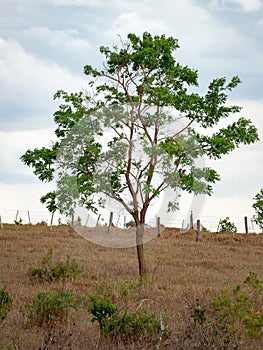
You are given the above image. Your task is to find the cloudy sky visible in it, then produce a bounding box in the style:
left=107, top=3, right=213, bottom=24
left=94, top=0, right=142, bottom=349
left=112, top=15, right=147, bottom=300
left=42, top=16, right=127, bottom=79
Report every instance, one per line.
left=0, top=0, right=262, bottom=229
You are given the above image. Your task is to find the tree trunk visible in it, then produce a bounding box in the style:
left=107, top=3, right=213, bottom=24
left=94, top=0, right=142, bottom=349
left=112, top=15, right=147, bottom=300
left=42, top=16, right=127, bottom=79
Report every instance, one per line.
left=136, top=224, right=147, bottom=275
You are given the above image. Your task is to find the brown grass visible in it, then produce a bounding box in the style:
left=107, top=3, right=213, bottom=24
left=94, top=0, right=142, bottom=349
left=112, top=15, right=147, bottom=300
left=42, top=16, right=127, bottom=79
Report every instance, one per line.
left=0, top=224, right=263, bottom=349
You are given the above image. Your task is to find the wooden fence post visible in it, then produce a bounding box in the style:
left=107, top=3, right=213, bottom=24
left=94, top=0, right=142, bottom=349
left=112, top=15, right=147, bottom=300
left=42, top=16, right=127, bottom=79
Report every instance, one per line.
left=116, top=215, right=120, bottom=227
left=108, top=212, right=113, bottom=233
left=156, top=216, right=161, bottom=237
left=196, top=220, right=201, bottom=242
left=244, top=216, right=248, bottom=234
left=251, top=218, right=255, bottom=232
left=124, top=216, right=126, bottom=228
left=28, top=211, right=31, bottom=225
left=217, top=218, right=221, bottom=233
left=85, top=214, right=90, bottom=227
left=96, top=214, right=101, bottom=227
left=0, top=215, right=3, bottom=229
left=15, top=210, right=19, bottom=221
left=190, top=211, right=193, bottom=229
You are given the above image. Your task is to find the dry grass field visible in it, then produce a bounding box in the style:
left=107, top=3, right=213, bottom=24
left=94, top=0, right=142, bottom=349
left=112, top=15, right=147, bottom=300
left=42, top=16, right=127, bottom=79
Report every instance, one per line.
left=0, top=224, right=263, bottom=349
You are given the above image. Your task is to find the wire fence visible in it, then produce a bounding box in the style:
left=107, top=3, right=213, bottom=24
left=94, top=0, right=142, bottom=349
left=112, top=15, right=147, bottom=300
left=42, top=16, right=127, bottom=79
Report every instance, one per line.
left=156, top=215, right=260, bottom=233
left=0, top=208, right=261, bottom=233
left=0, top=209, right=66, bottom=226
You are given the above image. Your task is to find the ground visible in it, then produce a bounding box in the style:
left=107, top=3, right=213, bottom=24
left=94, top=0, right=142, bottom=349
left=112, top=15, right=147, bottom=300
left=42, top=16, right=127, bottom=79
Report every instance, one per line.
left=0, top=224, right=263, bottom=349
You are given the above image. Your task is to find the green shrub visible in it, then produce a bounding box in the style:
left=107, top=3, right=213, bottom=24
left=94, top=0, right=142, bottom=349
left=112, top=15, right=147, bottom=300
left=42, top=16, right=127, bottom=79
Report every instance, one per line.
left=20, top=289, right=78, bottom=327
left=29, top=248, right=82, bottom=283
left=114, top=308, right=163, bottom=339
left=252, top=188, right=263, bottom=231
left=88, top=294, right=118, bottom=334
left=218, top=217, right=237, bottom=233
left=0, top=285, right=13, bottom=321
left=14, top=218, right=23, bottom=225
left=88, top=293, right=167, bottom=343
left=188, top=272, right=263, bottom=349
left=1, top=345, right=13, bottom=350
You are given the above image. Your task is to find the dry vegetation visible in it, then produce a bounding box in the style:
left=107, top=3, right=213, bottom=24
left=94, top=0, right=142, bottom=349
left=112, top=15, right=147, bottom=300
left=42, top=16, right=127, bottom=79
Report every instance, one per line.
left=0, top=224, right=263, bottom=349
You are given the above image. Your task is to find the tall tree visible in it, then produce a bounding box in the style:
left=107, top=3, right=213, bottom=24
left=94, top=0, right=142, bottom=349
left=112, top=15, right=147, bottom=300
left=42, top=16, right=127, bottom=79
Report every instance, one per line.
left=21, top=32, right=259, bottom=275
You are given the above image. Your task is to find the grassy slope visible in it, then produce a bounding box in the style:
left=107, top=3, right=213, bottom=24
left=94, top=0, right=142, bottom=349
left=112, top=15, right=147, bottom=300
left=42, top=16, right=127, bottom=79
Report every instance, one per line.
left=0, top=224, right=263, bottom=349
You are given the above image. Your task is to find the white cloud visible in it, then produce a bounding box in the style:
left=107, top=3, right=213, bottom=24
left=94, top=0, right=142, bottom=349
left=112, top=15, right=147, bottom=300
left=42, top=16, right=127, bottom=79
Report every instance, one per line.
left=232, top=0, right=262, bottom=12
left=0, top=183, right=55, bottom=221
left=47, top=0, right=105, bottom=6
left=0, top=37, right=87, bottom=130
left=106, top=1, right=246, bottom=79
left=210, top=0, right=263, bottom=12
left=0, top=129, right=55, bottom=181
left=109, top=11, right=169, bottom=37
left=23, top=26, right=90, bottom=51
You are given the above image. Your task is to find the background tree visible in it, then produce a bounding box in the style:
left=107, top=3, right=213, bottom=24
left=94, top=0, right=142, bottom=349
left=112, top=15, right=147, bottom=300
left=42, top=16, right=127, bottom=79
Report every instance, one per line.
left=252, top=189, right=263, bottom=231
left=21, top=32, right=259, bottom=275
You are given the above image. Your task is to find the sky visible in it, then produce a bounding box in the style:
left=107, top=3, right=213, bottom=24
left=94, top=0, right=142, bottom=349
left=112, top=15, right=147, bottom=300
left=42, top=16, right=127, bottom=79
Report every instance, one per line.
left=0, top=0, right=262, bottom=230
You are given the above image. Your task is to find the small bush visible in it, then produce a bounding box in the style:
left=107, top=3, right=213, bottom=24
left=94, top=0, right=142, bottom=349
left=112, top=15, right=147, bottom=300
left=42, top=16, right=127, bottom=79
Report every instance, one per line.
left=88, top=293, right=168, bottom=344
left=14, top=218, right=23, bottom=226
left=88, top=294, right=118, bottom=334
left=252, top=188, right=263, bottom=231
left=0, top=285, right=13, bottom=321
left=218, top=217, right=237, bottom=233
left=28, top=248, right=82, bottom=283
left=20, top=289, right=78, bottom=327
left=185, top=272, right=263, bottom=349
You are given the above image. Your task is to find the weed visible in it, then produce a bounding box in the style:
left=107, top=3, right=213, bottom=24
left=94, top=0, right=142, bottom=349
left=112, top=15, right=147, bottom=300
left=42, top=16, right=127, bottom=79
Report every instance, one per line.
left=0, top=285, right=13, bottom=321
left=118, top=279, right=138, bottom=300
left=88, top=293, right=168, bottom=345
left=191, top=299, right=206, bottom=324
left=20, top=289, right=78, bottom=327
left=28, top=248, right=82, bottom=283
left=88, top=294, right=118, bottom=334
left=14, top=218, right=23, bottom=226
left=186, top=272, right=263, bottom=349
left=1, top=345, right=13, bottom=350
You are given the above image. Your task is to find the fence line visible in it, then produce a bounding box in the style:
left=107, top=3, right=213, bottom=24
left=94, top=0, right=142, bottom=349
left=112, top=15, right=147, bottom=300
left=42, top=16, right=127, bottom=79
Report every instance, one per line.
left=0, top=209, right=67, bottom=226
left=0, top=208, right=261, bottom=233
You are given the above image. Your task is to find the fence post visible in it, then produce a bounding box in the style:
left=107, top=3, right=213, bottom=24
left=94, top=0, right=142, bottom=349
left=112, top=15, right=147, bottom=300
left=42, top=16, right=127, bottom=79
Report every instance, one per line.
left=96, top=214, right=101, bottom=227
left=15, top=210, right=19, bottom=222
left=27, top=211, right=31, bottom=225
left=116, top=215, right=120, bottom=227
left=251, top=218, right=255, bottom=232
left=108, top=212, right=113, bottom=233
left=0, top=215, right=3, bottom=229
left=85, top=214, right=90, bottom=227
left=124, top=216, right=126, bottom=228
left=196, top=220, right=201, bottom=242
left=216, top=218, right=221, bottom=233
left=156, top=216, right=161, bottom=237
left=190, top=211, right=193, bottom=229
left=244, top=216, right=248, bottom=234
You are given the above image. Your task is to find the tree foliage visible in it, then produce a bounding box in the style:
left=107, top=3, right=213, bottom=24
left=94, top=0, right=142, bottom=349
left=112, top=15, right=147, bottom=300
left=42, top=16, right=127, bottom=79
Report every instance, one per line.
left=252, top=189, right=263, bottom=231
left=21, top=32, right=259, bottom=275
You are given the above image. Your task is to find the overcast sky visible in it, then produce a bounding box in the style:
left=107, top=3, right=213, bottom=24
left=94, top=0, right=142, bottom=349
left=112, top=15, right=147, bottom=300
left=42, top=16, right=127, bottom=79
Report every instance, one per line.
left=0, top=0, right=262, bottom=229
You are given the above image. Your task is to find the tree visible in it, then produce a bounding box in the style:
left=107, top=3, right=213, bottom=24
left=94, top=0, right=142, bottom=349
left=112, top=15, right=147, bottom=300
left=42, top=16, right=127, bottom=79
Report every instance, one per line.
left=252, top=189, right=263, bottom=231
left=21, top=32, right=259, bottom=275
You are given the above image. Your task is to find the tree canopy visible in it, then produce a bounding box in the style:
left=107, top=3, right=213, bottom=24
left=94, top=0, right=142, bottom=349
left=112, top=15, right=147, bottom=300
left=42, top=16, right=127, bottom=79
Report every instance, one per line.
left=21, top=32, right=259, bottom=275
